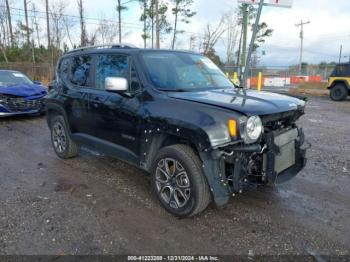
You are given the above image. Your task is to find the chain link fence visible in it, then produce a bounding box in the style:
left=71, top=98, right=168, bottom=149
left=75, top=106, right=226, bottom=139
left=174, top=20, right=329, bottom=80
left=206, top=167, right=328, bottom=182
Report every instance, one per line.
left=0, top=63, right=54, bottom=85
left=221, top=64, right=336, bottom=88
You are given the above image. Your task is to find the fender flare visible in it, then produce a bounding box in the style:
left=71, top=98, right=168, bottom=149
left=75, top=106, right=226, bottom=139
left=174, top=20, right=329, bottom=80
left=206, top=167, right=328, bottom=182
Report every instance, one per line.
left=46, top=103, right=71, bottom=134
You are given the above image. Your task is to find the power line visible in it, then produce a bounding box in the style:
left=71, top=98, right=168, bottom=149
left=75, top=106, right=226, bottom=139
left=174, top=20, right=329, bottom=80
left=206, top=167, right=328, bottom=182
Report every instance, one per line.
left=0, top=5, right=144, bottom=28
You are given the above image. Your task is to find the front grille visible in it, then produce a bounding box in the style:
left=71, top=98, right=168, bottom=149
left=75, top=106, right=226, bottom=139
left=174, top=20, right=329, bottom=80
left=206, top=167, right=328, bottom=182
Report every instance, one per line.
left=1, top=96, right=45, bottom=112
left=261, top=110, right=301, bottom=132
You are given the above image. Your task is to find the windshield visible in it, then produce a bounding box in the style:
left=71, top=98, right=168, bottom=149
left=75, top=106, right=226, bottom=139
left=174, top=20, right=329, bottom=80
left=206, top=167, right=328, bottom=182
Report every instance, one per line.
left=141, top=51, right=234, bottom=91
left=0, top=71, right=33, bottom=87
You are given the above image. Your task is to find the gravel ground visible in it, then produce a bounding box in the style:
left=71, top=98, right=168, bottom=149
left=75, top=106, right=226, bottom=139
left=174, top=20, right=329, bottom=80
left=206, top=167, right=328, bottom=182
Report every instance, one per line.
left=0, top=96, right=349, bottom=257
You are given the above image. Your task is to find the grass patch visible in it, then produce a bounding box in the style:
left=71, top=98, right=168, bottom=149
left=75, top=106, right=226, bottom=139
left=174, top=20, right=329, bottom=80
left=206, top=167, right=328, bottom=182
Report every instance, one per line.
left=297, top=82, right=328, bottom=90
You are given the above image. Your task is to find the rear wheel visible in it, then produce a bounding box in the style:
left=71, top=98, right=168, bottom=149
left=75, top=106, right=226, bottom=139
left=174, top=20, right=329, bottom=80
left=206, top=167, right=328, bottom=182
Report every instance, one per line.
left=330, top=84, right=348, bottom=101
left=50, top=115, right=80, bottom=159
left=150, top=144, right=211, bottom=217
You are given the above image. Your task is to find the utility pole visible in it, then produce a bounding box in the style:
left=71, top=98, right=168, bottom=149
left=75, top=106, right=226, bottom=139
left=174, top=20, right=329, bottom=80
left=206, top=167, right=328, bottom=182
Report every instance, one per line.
left=155, top=0, right=160, bottom=49
left=45, top=0, right=50, bottom=48
left=295, top=19, right=310, bottom=75
left=338, top=45, right=342, bottom=64
left=240, top=4, right=248, bottom=77
left=5, top=0, right=14, bottom=46
left=24, top=0, right=30, bottom=45
left=243, top=0, right=264, bottom=85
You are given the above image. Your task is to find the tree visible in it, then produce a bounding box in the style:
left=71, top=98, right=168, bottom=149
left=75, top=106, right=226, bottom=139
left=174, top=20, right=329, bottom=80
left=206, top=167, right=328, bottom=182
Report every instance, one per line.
left=23, top=0, right=30, bottom=45
left=62, top=14, right=76, bottom=48
left=222, top=10, right=239, bottom=65
left=236, top=4, right=273, bottom=67
left=45, top=0, right=50, bottom=48
left=5, top=0, right=14, bottom=46
left=31, top=3, right=41, bottom=48
left=116, top=0, right=128, bottom=43
left=253, top=22, right=273, bottom=52
left=139, top=0, right=149, bottom=47
left=77, top=0, right=88, bottom=46
left=139, top=0, right=171, bottom=48
left=170, top=0, right=196, bottom=49
left=205, top=48, right=222, bottom=66
left=201, top=19, right=225, bottom=55
left=95, top=16, right=118, bottom=45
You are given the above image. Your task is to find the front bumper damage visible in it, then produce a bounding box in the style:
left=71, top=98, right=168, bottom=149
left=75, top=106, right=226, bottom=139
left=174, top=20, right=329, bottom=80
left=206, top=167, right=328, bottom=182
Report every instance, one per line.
left=200, top=127, right=308, bottom=207
left=0, top=96, right=46, bottom=117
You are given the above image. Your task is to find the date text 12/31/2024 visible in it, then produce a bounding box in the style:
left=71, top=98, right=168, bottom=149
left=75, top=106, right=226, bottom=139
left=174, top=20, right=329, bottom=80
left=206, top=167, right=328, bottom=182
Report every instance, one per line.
left=127, top=256, right=219, bottom=261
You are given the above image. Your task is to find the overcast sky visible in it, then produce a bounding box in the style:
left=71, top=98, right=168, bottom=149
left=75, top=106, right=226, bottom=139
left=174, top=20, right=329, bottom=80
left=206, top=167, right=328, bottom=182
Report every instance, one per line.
left=7, top=0, right=350, bottom=66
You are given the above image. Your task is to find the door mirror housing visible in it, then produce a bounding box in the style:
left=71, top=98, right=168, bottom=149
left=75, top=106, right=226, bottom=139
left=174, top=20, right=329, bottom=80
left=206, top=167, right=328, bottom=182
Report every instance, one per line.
left=33, top=80, right=42, bottom=85
left=105, top=77, right=128, bottom=92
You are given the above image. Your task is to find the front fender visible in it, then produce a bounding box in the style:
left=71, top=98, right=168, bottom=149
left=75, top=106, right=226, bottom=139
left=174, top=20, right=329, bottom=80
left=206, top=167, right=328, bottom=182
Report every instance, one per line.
left=140, top=98, right=239, bottom=206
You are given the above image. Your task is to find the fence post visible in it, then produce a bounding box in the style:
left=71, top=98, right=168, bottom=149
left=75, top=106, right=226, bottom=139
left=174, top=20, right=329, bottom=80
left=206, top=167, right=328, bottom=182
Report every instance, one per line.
left=257, top=72, right=262, bottom=92
left=233, top=72, right=238, bottom=83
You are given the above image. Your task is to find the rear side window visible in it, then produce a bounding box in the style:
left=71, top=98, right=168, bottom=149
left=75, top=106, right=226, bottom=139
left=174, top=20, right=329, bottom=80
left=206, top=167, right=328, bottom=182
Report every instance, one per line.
left=95, top=54, right=129, bottom=89
left=70, top=55, right=93, bottom=87
left=332, top=65, right=350, bottom=77
left=58, top=58, right=70, bottom=84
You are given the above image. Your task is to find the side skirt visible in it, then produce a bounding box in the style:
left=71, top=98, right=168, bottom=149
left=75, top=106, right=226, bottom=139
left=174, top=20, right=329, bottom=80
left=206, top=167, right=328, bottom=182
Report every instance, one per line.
left=72, top=133, right=140, bottom=168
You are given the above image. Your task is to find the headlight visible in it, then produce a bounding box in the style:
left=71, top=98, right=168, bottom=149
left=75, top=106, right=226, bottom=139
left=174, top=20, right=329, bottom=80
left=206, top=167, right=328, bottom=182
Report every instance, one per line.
left=243, top=116, right=263, bottom=144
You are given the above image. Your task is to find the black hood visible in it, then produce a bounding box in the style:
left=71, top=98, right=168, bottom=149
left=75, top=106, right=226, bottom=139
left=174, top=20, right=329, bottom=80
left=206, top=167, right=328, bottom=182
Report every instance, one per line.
left=167, top=88, right=306, bottom=116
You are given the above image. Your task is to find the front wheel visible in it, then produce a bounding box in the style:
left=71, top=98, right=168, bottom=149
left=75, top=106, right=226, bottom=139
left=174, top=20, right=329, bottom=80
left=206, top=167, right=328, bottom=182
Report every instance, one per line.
left=330, top=84, right=348, bottom=101
left=150, top=144, right=211, bottom=217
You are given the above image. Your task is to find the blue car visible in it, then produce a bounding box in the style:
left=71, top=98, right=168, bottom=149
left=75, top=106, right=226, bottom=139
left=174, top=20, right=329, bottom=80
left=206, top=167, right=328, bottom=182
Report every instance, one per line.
left=0, top=70, right=47, bottom=117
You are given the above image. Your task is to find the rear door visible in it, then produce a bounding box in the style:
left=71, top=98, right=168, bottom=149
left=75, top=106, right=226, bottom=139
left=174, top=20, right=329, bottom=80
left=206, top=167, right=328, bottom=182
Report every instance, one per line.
left=60, top=54, right=94, bottom=135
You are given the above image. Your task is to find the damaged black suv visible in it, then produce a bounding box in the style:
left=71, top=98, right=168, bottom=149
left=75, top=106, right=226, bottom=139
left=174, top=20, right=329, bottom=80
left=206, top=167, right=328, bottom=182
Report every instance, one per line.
left=46, top=44, right=308, bottom=217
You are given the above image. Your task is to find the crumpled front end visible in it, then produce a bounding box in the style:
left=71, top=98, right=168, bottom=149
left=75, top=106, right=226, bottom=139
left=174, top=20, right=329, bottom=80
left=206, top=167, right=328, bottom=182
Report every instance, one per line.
left=0, top=93, right=46, bottom=117
left=200, top=110, right=309, bottom=206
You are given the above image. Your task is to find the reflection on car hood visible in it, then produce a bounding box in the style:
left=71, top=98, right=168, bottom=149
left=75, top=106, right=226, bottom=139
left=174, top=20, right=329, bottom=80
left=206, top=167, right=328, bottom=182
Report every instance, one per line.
left=0, top=84, right=47, bottom=97
left=167, top=88, right=306, bottom=116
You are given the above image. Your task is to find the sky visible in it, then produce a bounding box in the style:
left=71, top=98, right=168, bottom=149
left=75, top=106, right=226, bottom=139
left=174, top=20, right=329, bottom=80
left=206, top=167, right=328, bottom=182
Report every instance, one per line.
left=5, top=0, right=350, bottom=66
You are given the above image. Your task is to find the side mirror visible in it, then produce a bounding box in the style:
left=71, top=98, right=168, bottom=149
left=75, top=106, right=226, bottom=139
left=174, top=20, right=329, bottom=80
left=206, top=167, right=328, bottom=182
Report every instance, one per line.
left=105, top=77, right=128, bottom=92
left=34, top=80, right=42, bottom=85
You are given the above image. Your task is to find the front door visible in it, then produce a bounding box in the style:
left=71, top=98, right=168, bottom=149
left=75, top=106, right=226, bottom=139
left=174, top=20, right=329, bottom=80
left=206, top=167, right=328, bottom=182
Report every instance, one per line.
left=89, top=54, right=143, bottom=156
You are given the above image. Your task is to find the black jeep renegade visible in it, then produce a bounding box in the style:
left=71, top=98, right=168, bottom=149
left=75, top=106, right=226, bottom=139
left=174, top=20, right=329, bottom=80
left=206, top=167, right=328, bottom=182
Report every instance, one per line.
left=46, top=44, right=308, bottom=217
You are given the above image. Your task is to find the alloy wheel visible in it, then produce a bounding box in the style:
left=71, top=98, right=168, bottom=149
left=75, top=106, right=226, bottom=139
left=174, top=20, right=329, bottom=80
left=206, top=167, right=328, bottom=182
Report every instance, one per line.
left=155, top=158, right=191, bottom=209
left=52, top=122, right=67, bottom=153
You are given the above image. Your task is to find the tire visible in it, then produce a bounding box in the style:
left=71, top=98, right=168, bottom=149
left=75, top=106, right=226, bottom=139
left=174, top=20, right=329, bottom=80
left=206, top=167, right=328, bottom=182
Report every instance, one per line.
left=330, top=84, right=348, bottom=101
left=50, top=115, right=80, bottom=159
left=150, top=144, right=211, bottom=217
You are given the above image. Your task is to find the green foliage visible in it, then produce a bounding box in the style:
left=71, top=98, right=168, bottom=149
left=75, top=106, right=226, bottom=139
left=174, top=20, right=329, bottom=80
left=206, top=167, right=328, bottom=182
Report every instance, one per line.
left=205, top=48, right=223, bottom=67
left=139, top=0, right=172, bottom=45
left=238, top=4, right=273, bottom=52
left=0, top=45, right=62, bottom=63
left=170, top=0, right=196, bottom=48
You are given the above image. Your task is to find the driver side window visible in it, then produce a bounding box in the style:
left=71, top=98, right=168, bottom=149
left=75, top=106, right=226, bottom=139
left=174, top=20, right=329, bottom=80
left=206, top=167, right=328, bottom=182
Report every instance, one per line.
left=95, top=54, right=129, bottom=90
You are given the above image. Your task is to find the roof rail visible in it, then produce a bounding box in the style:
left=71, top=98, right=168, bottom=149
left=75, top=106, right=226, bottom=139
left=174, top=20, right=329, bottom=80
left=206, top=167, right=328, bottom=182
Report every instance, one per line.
left=66, top=43, right=137, bottom=54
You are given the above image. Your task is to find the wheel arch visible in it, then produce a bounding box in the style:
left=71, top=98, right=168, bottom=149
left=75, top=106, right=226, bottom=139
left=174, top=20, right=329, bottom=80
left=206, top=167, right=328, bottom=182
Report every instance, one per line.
left=46, top=103, right=71, bottom=133
left=329, top=80, right=349, bottom=90
left=140, top=125, right=211, bottom=172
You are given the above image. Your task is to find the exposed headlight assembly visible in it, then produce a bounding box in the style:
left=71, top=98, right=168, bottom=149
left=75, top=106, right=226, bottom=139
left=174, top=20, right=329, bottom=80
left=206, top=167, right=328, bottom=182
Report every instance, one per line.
left=243, top=116, right=263, bottom=144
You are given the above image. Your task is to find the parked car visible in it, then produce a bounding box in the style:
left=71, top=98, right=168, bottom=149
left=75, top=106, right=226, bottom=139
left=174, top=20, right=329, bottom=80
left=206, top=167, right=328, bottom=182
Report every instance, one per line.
left=46, top=44, right=308, bottom=217
left=328, top=63, right=350, bottom=101
left=0, top=70, right=47, bottom=117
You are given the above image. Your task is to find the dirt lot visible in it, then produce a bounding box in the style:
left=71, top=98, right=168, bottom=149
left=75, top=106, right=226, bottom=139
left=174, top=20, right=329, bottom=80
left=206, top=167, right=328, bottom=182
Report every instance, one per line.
left=0, top=96, right=349, bottom=257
